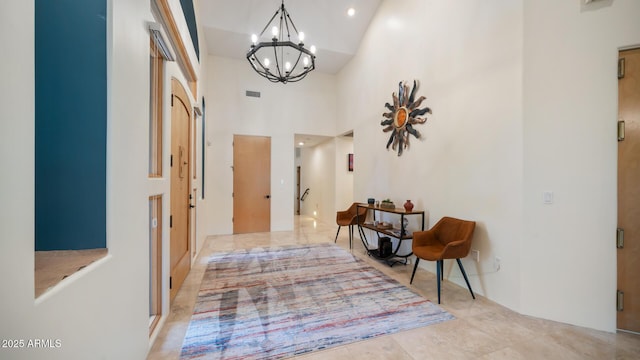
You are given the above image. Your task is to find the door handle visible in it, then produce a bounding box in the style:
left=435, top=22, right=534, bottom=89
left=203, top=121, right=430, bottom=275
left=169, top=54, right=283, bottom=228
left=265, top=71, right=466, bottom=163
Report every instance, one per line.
left=189, top=204, right=195, bottom=209
left=265, top=195, right=271, bottom=199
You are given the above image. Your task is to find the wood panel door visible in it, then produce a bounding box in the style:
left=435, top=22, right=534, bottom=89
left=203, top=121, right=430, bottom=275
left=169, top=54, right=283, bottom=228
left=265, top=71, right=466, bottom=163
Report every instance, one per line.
left=618, top=48, right=640, bottom=333
left=233, top=135, right=271, bottom=233
left=170, top=79, right=191, bottom=301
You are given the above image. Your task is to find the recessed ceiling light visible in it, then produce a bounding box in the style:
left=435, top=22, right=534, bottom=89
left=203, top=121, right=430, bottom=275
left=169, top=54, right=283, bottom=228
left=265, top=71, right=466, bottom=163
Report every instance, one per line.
left=298, top=142, right=305, bottom=146
left=347, top=8, right=355, bottom=17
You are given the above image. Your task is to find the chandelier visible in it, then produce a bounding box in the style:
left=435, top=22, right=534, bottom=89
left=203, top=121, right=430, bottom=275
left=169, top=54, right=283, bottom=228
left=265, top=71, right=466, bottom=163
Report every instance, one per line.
left=247, top=0, right=316, bottom=83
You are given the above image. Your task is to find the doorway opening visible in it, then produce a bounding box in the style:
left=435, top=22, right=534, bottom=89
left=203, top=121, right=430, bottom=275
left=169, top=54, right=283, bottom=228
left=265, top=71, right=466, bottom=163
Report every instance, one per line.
left=293, top=132, right=353, bottom=224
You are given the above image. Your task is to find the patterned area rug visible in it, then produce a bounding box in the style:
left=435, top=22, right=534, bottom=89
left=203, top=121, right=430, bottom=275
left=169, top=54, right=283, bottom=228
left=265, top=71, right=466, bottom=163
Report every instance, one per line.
left=180, top=243, right=454, bottom=359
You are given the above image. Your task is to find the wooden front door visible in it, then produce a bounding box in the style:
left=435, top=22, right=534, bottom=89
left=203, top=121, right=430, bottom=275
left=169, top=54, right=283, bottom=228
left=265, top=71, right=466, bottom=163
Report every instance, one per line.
left=618, top=48, right=640, bottom=333
left=170, top=79, right=191, bottom=301
left=233, top=135, right=271, bottom=233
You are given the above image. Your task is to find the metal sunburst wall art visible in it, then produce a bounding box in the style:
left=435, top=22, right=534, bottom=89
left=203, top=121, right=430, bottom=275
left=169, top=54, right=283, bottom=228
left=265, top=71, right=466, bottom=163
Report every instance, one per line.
left=381, top=80, right=431, bottom=156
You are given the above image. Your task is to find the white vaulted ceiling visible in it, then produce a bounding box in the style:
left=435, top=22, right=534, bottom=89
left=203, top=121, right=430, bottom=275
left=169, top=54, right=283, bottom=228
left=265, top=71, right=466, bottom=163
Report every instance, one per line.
left=198, top=0, right=382, bottom=74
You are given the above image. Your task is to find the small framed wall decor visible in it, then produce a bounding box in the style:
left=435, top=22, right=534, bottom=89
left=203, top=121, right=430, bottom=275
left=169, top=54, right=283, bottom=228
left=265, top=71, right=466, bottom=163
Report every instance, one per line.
left=348, top=153, right=354, bottom=172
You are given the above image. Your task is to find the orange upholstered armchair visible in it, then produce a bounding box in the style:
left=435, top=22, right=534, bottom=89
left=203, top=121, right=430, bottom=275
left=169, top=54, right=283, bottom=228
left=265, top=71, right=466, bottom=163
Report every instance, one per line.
left=410, top=216, right=476, bottom=304
left=334, top=203, right=368, bottom=249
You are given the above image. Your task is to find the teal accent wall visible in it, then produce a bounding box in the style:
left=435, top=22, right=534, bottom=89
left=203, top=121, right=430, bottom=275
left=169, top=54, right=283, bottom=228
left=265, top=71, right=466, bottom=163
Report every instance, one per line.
left=180, top=0, right=200, bottom=61
left=35, top=0, right=107, bottom=250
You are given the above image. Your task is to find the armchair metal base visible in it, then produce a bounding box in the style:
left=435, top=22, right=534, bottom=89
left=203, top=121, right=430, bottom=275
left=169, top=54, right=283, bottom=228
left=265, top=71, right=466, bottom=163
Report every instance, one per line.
left=334, top=225, right=354, bottom=249
left=410, top=258, right=475, bottom=304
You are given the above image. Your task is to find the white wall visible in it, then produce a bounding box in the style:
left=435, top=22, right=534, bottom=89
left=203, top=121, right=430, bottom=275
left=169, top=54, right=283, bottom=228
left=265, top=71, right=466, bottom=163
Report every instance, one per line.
left=0, top=0, right=37, bottom=355
left=194, top=0, right=210, bottom=258
left=337, top=0, right=524, bottom=311
left=298, top=140, right=337, bottom=225
left=337, top=0, right=640, bottom=332
left=204, top=56, right=337, bottom=234
left=522, top=0, right=640, bottom=332
left=0, top=0, right=156, bottom=358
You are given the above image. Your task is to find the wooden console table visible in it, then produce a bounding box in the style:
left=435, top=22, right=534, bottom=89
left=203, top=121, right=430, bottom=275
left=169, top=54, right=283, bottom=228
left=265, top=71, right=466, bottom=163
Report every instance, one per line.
left=356, top=204, right=425, bottom=266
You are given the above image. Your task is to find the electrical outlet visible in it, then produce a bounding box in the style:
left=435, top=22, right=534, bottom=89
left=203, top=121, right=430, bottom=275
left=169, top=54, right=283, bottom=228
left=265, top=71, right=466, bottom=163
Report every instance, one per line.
left=494, top=256, right=501, bottom=271
left=470, top=249, right=480, bottom=262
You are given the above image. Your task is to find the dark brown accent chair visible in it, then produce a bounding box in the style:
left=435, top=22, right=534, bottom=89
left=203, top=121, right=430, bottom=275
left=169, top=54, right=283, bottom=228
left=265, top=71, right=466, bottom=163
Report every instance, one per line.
left=410, top=216, right=476, bottom=304
left=334, top=203, right=368, bottom=249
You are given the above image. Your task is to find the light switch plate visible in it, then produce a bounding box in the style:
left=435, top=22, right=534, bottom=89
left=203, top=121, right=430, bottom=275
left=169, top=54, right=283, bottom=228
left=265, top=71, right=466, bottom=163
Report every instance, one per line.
left=543, top=191, right=554, bottom=204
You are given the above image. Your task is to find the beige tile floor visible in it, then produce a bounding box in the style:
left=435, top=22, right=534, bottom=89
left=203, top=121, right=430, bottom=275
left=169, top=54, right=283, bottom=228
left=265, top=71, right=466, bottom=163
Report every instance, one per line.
left=148, top=216, right=640, bottom=359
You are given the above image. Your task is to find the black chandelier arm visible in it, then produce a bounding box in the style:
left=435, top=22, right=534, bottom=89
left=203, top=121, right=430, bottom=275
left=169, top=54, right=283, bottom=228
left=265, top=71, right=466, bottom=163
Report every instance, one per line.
left=283, top=67, right=311, bottom=83
left=272, top=45, right=283, bottom=79
left=248, top=58, right=314, bottom=83
left=284, top=11, right=300, bottom=36
left=283, top=6, right=299, bottom=42
left=247, top=55, right=314, bottom=84
left=283, top=13, right=292, bottom=41
left=248, top=58, right=282, bottom=83
left=289, top=51, right=303, bottom=75
left=278, top=11, right=285, bottom=40
left=258, top=8, right=281, bottom=37
left=249, top=55, right=271, bottom=76
left=248, top=41, right=315, bottom=56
